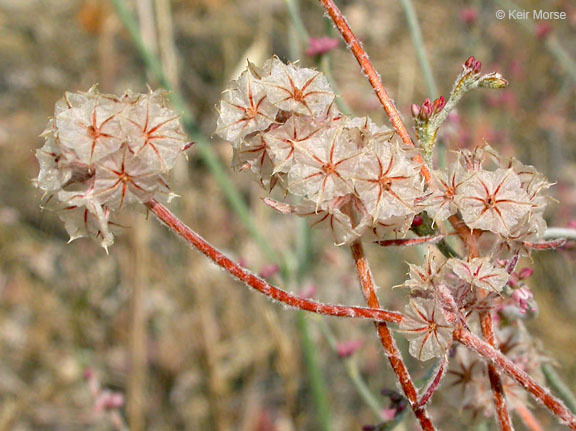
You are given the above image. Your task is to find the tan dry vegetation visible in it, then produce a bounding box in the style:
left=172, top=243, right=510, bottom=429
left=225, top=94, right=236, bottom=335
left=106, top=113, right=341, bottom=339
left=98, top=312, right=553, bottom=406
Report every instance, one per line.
left=0, top=0, right=575, bottom=429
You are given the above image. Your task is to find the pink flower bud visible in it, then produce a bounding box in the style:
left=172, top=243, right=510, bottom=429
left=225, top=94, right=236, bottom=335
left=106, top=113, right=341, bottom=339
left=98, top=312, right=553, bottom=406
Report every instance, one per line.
left=380, top=408, right=398, bottom=421
left=419, top=98, right=432, bottom=120
left=473, top=60, right=482, bottom=74
left=535, top=23, right=553, bottom=39
left=337, top=339, right=362, bottom=358
left=512, top=287, right=537, bottom=314
left=306, top=37, right=340, bottom=57
left=432, top=96, right=446, bottom=114
left=259, top=264, right=280, bottom=279
left=460, top=8, right=478, bottom=25
left=411, top=215, right=424, bottom=227
left=465, top=56, right=476, bottom=69
left=300, top=283, right=317, bottom=299
left=518, top=267, right=534, bottom=280
left=411, top=104, right=420, bottom=118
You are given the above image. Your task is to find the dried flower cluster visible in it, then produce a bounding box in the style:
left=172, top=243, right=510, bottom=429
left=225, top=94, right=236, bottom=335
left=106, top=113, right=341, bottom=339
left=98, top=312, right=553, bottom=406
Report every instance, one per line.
left=216, top=57, right=557, bottom=424
left=35, top=87, right=190, bottom=248
left=216, top=57, right=424, bottom=245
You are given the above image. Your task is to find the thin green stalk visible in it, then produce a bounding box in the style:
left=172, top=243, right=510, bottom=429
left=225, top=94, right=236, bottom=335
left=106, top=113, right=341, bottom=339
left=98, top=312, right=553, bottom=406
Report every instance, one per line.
left=284, top=2, right=333, bottom=427
left=111, top=0, right=282, bottom=265
left=297, top=312, right=332, bottom=431
left=397, top=0, right=439, bottom=99
left=284, top=0, right=310, bottom=43
left=294, top=220, right=332, bottom=431
left=542, top=363, right=576, bottom=414
left=318, top=319, right=384, bottom=418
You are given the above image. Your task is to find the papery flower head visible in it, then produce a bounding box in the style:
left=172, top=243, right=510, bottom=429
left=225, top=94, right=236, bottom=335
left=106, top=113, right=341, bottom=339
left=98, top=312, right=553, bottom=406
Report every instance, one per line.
left=36, top=87, right=191, bottom=248
left=216, top=57, right=428, bottom=245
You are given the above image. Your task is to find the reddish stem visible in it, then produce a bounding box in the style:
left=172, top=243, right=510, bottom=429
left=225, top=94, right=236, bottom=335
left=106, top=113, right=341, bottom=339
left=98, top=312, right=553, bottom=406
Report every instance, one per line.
left=417, top=355, right=448, bottom=408
left=317, top=0, right=431, bottom=183
left=516, top=404, right=545, bottom=431
left=350, top=241, right=436, bottom=431
left=145, top=200, right=402, bottom=324
left=454, top=326, right=576, bottom=430
left=480, top=311, right=514, bottom=431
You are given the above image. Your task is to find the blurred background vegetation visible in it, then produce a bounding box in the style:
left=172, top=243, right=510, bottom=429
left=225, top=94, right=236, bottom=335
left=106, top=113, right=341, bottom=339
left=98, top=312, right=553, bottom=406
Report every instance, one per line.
left=0, top=0, right=575, bottom=429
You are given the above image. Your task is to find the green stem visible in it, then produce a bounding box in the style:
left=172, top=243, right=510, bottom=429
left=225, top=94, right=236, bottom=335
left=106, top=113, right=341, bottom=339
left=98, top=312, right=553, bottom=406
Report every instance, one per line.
left=542, top=363, right=576, bottom=414
left=284, top=0, right=310, bottom=43
left=297, top=313, right=332, bottom=431
left=318, top=320, right=383, bottom=418
left=294, top=218, right=332, bottom=431
left=397, top=0, right=439, bottom=99
left=111, top=0, right=282, bottom=266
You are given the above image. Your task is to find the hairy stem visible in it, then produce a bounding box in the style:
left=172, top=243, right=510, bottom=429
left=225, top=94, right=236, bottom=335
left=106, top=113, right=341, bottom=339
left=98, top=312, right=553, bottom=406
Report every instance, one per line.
left=454, top=326, right=576, bottom=430
left=145, top=199, right=402, bottom=323
left=542, top=363, right=576, bottom=414
left=350, top=241, right=436, bottom=431
left=480, top=311, right=514, bottom=431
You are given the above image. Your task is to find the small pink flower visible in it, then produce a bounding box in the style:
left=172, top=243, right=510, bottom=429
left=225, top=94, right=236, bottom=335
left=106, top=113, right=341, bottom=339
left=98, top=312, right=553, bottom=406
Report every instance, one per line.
left=460, top=7, right=478, bottom=25
left=299, top=283, right=317, bottom=299
left=258, top=264, right=280, bottom=279
left=535, top=23, right=553, bottom=39
left=306, top=37, right=339, bottom=56
left=517, top=267, right=533, bottom=280
left=512, top=287, right=537, bottom=314
left=336, top=339, right=362, bottom=358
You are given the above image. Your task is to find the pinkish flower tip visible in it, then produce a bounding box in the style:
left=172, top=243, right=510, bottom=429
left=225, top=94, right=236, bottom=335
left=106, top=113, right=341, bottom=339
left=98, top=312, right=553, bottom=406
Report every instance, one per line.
left=411, top=104, right=420, bottom=118
left=259, top=264, right=280, bottom=279
left=535, top=23, right=553, bottom=39
left=306, top=37, right=340, bottom=57
left=432, top=96, right=446, bottom=114
left=83, top=368, right=95, bottom=380
left=380, top=408, right=398, bottom=421
left=337, top=339, right=363, bottom=358
left=411, top=215, right=424, bottom=227
left=299, top=283, right=317, bottom=299
left=460, top=7, right=478, bottom=25
left=518, top=267, right=534, bottom=280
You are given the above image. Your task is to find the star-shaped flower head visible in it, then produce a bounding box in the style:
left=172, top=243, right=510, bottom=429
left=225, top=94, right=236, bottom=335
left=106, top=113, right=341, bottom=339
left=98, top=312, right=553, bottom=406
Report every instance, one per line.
left=54, top=87, right=126, bottom=164
left=456, top=168, right=532, bottom=235
left=448, top=257, right=509, bottom=293
left=287, top=125, right=359, bottom=205
left=216, top=68, right=279, bottom=143
left=425, top=166, right=472, bottom=222
left=403, top=247, right=446, bottom=291
left=399, top=298, right=453, bottom=361
left=294, top=194, right=370, bottom=245
left=261, top=59, right=335, bottom=115
left=353, top=141, right=423, bottom=225
left=36, top=88, right=190, bottom=248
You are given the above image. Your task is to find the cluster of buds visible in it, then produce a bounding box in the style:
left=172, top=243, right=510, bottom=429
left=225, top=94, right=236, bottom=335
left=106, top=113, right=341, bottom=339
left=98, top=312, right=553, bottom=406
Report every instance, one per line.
left=216, top=57, right=424, bottom=245
left=35, top=87, right=191, bottom=248
left=411, top=96, right=446, bottom=122
left=414, top=57, right=508, bottom=158
left=464, top=55, right=482, bottom=74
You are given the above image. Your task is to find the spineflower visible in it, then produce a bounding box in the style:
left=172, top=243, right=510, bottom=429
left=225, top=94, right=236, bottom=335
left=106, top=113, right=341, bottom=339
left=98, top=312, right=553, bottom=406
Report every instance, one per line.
left=399, top=298, right=453, bottom=361
left=456, top=168, right=532, bottom=235
left=36, top=87, right=190, bottom=248
left=448, top=257, right=509, bottom=293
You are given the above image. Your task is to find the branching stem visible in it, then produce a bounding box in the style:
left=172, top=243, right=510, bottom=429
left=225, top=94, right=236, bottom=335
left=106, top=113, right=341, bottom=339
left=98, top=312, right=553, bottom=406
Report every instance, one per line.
left=350, top=241, right=436, bottom=431
left=145, top=199, right=402, bottom=324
